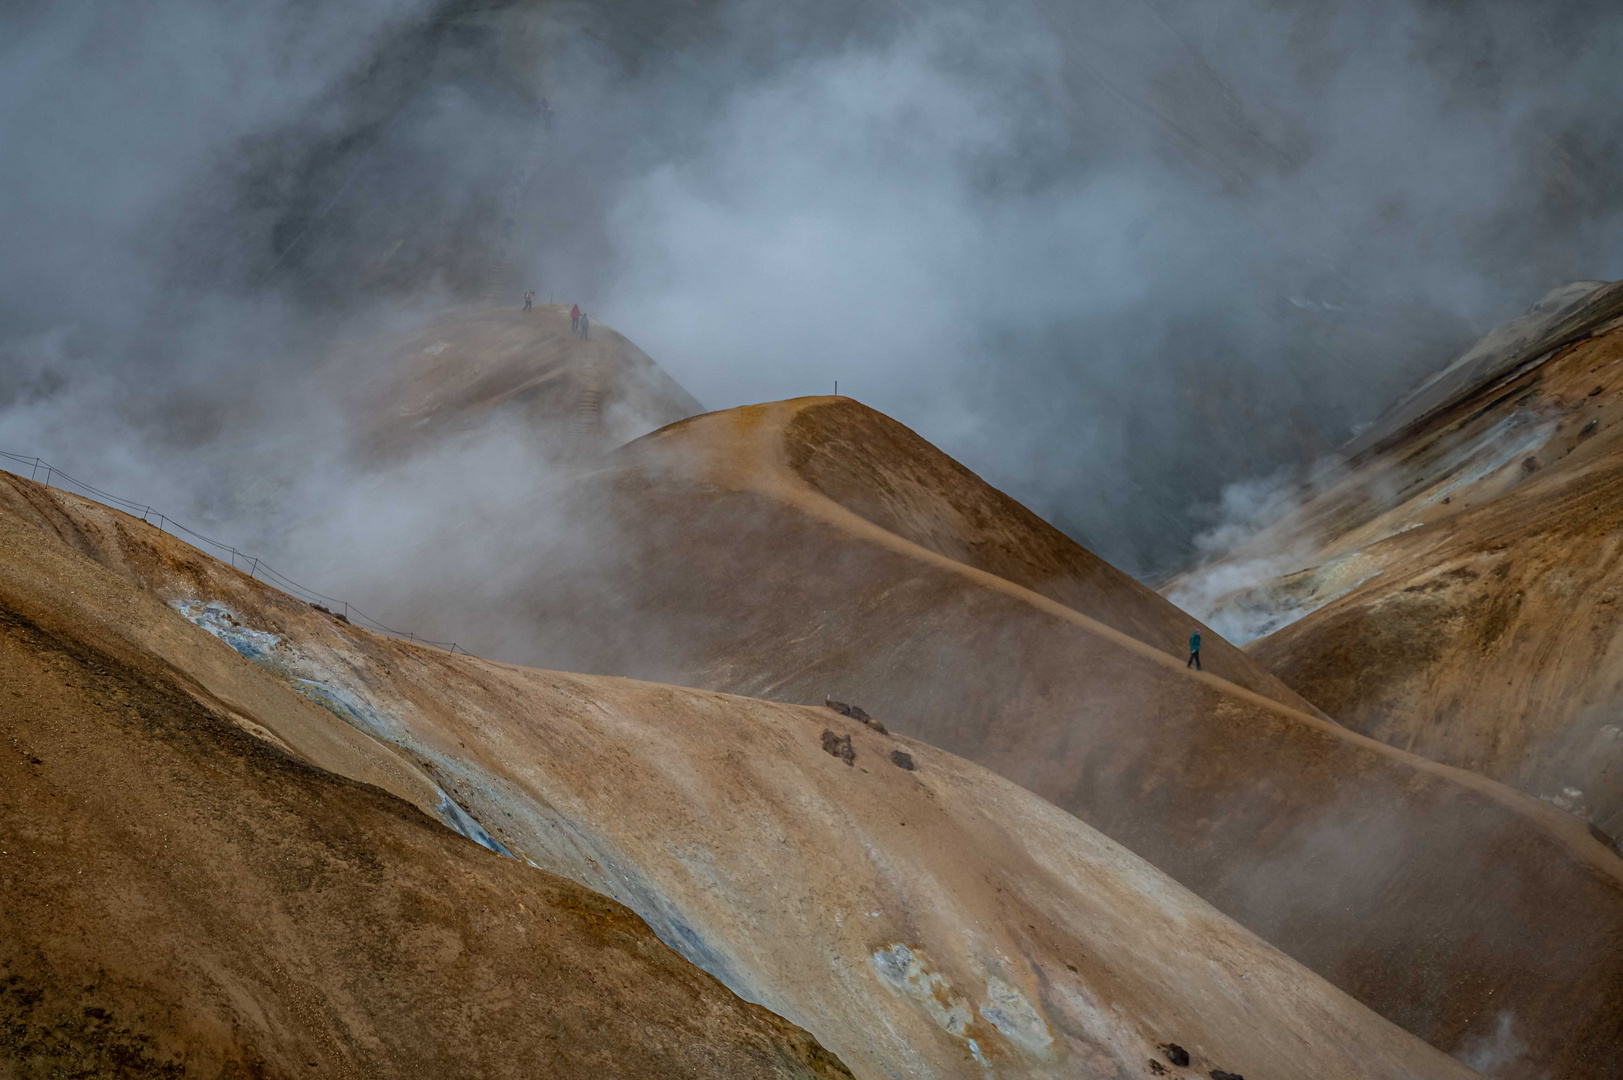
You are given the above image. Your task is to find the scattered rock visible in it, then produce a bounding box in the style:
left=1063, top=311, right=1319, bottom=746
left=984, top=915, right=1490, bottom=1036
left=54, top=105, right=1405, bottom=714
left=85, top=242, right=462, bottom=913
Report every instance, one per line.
left=1588, top=821, right=1623, bottom=856
left=1590, top=385, right=1605, bottom=396
left=1582, top=419, right=1599, bottom=438
left=311, top=603, right=330, bottom=614
left=1148, top=1060, right=1167, bottom=1076
left=889, top=750, right=915, bottom=770
left=1522, top=455, right=1541, bottom=474
left=1211, top=1071, right=1244, bottom=1080
left=821, top=730, right=855, bottom=766
left=825, top=696, right=887, bottom=734
left=1159, top=1043, right=1190, bottom=1067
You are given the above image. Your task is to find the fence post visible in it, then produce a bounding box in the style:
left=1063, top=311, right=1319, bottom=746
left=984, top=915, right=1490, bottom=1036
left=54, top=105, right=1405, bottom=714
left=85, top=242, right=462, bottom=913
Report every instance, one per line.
left=30, top=458, right=39, bottom=481
left=249, top=557, right=258, bottom=580
left=43, top=466, right=51, bottom=487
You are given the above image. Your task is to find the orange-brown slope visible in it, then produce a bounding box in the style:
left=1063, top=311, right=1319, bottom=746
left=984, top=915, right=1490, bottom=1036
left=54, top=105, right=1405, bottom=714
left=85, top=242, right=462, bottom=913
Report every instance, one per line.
left=1162, top=282, right=1623, bottom=644
left=1235, top=317, right=1623, bottom=840
left=498, top=396, right=1623, bottom=1075
left=346, top=303, right=701, bottom=458
left=0, top=485, right=847, bottom=1078
left=781, top=399, right=1307, bottom=700
left=0, top=473, right=1480, bottom=1080
left=1344, top=279, right=1623, bottom=461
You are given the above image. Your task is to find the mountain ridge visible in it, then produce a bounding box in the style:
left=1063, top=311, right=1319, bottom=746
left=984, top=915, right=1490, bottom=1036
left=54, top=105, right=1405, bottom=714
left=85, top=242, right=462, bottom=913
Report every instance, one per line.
left=0, top=467, right=1478, bottom=1080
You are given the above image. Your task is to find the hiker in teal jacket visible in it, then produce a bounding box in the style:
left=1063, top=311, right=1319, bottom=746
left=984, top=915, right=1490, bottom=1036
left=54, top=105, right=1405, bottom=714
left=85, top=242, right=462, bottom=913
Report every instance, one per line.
left=1187, top=630, right=1201, bottom=670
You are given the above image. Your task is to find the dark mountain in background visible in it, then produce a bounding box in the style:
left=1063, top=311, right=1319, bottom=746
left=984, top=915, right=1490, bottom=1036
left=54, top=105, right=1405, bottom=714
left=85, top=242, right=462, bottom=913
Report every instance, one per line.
left=7, top=0, right=1621, bottom=577
left=210, top=0, right=1623, bottom=574
left=7, top=6, right=1623, bottom=1072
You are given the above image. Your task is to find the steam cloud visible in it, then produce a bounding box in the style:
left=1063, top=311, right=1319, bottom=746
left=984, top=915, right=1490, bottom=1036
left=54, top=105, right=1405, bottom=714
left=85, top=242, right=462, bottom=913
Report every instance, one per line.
left=3, top=0, right=1623, bottom=647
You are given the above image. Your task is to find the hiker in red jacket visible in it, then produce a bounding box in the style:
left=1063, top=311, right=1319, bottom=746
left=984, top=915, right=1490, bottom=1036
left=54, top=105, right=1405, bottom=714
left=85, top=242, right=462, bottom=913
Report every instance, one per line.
left=570, top=304, right=580, bottom=332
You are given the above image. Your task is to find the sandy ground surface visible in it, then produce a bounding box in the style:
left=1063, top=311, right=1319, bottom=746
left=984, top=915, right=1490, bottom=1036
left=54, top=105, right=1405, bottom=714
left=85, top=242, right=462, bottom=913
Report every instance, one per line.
left=0, top=474, right=1479, bottom=1080
left=452, top=395, right=1623, bottom=1076
left=1340, top=280, right=1623, bottom=460
left=345, top=303, right=701, bottom=458
left=780, top=400, right=1314, bottom=703
left=0, top=486, right=848, bottom=1079
left=1178, top=302, right=1623, bottom=843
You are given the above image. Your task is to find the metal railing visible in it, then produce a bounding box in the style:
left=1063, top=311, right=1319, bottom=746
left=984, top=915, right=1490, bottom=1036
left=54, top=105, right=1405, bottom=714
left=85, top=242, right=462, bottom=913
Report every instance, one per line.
left=0, top=451, right=472, bottom=656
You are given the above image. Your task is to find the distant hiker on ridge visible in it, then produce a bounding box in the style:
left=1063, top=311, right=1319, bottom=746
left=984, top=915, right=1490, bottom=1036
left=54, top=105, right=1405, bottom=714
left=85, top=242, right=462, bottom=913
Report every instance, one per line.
left=1187, top=630, right=1201, bottom=670
left=570, top=304, right=580, bottom=332
left=579, top=312, right=590, bottom=340
left=523, top=290, right=534, bottom=312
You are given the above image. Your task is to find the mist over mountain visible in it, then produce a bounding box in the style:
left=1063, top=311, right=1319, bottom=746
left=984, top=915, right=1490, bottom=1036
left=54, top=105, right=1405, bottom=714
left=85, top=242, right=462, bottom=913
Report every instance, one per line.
left=10, top=9, right=1623, bottom=1074
left=3, top=0, right=1622, bottom=576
